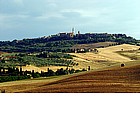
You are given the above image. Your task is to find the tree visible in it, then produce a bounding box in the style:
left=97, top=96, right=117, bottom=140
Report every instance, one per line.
left=32, top=72, right=40, bottom=78
left=46, top=69, right=55, bottom=76
left=56, top=68, right=66, bottom=75
left=69, top=69, right=75, bottom=74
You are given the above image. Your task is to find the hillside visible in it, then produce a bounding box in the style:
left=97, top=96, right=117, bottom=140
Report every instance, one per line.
left=7, top=44, right=138, bottom=72
left=0, top=18, right=139, bottom=93
left=71, top=42, right=117, bottom=49
left=18, top=64, right=140, bottom=93
left=70, top=44, right=139, bottom=70
left=0, top=32, right=138, bottom=53
left=0, top=43, right=139, bottom=85
left=1, top=63, right=140, bottom=93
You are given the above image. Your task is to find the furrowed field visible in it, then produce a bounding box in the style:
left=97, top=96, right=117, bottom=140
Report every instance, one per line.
left=1, top=43, right=140, bottom=93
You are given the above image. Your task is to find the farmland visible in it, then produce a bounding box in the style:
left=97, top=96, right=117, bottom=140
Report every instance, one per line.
left=1, top=61, right=140, bottom=93
left=24, top=64, right=140, bottom=93
left=71, top=42, right=117, bottom=50
left=69, top=44, right=139, bottom=70
left=18, top=44, right=139, bottom=72
left=1, top=42, right=140, bottom=93
left=1, top=43, right=138, bottom=72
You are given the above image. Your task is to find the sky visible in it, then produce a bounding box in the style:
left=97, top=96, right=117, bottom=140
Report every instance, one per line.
left=0, top=0, right=140, bottom=41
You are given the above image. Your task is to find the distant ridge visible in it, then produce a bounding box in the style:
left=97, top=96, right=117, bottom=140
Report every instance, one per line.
left=0, top=32, right=139, bottom=53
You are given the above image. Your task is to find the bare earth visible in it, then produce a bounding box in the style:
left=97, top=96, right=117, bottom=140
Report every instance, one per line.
left=1, top=44, right=140, bottom=93
left=1, top=63, right=140, bottom=93
left=20, top=64, right=140, bottom=93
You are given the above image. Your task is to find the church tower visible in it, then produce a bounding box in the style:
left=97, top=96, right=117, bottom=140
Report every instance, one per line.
left=72, top=27, right=75, bottom=34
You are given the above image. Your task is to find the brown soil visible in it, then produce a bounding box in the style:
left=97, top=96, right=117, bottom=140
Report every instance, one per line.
left=71, top=42, right=117, bottom=49
left=3, top=64, right=140, bottom=93
left=1, top=44, right=140, bottom=93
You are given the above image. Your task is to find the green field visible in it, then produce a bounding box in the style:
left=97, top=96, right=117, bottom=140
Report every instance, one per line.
left=117, top=49, right=140, bottom=60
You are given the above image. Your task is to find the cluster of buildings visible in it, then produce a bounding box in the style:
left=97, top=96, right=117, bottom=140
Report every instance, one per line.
left=73, top=48, right=99, bottom=53
left=42, top=28, right=128, bottom=40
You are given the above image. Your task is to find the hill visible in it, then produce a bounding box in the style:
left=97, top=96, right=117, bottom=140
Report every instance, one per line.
left=19, top=64, right=140, bottom=93
left=1, top=62, right=140, bottom=93
left=0, top=32, right=138, bottom=53
left=0, top=43, right=140, bottom=88
left=71, top=42, right=117, bottom=50
left=0, top=32, right=140, bottom=92
left=4, top=44, right=138, bottom=73
left=70, top=44, right=139, bottom=71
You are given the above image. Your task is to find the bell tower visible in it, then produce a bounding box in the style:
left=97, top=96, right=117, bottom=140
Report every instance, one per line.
left=72, top=27, right=74, bottom=34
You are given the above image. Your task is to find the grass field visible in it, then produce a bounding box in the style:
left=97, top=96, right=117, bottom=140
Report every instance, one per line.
left=1, top=60, right=140, bottom=93
left=1, top=43, right=140, bottom=93
left=117, top=49, right=140, bottom=60
left=1, top=62, right=140, bottom=93
left=14, top=44, right=139, bottom=72
left=20, top=65, right=68, bottom=73
left=70, top=44, right=139, bottom=70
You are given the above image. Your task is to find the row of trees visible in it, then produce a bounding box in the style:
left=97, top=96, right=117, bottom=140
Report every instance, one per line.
left=0, top=66, right=87, bottom=83
left=0, top=33, right=138, bottom=53
left=32, top=68, right=87, bottom=78
left=0, top=67, right=31, bottom=82
left=0, top=75, right=30, bottom=83
left=0, top=67, right=22, bottom=76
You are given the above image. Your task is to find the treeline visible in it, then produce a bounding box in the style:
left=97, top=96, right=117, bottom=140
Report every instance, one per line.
left=0, top=33, right=138, bottom=53
left=36, top=52, right=73, bottom=59
left=32, top=68, right=87, bottom=78
left=0, top=67, right=87, bottom=83
left=0, top=75, right=30, bottom=83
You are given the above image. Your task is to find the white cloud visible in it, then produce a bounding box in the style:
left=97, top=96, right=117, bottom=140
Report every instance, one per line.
left=0, top=0, right=140, bottom=40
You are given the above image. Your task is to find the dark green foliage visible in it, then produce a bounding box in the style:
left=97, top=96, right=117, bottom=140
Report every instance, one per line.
left=56, top=68, right=68, bottom=75
left=46, top=69, right=55, bottom=76
left=69, top=68, right=75, bottom=74
left=0, top=65, right=87, bottom=83
left=37, top=52, right=73, bottom=59
left=0, top=75, right=30, bottom=83
left=32, top=72, right=40, bottom=78
left=82, top=68, right=87, bottom=71
left=75, top=70, right=81, bottom=73
left=0, top=52, right=74, bottom=67
left=1, top=59, right=5, bottom=63
left=0, top=33, right=138, bottom=53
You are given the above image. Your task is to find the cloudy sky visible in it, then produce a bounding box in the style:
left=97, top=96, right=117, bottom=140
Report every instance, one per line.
left=0, top=0, right=140, bottom=40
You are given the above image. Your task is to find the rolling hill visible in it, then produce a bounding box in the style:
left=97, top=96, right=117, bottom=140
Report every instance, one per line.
left=70, top=44, right=139, bottom=71
left=1, top=61, right=140, bottom=93
left=20, top=64, right=140, bottom=93
left=1, top=43, right=140, bottom=93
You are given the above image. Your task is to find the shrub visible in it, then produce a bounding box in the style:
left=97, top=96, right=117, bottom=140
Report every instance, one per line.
left=0, top=75, right=30, bottom=83
left=32, top=72, right=40, bottom=78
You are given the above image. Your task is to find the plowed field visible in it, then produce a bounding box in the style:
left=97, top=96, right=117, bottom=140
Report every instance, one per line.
left=9, top=64, right=140, bottom=93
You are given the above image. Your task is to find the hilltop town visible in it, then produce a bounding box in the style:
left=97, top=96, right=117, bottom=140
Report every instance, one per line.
left=0, top=29, right=138, bottom=53
left=0, top=30, right=140, bottom=86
